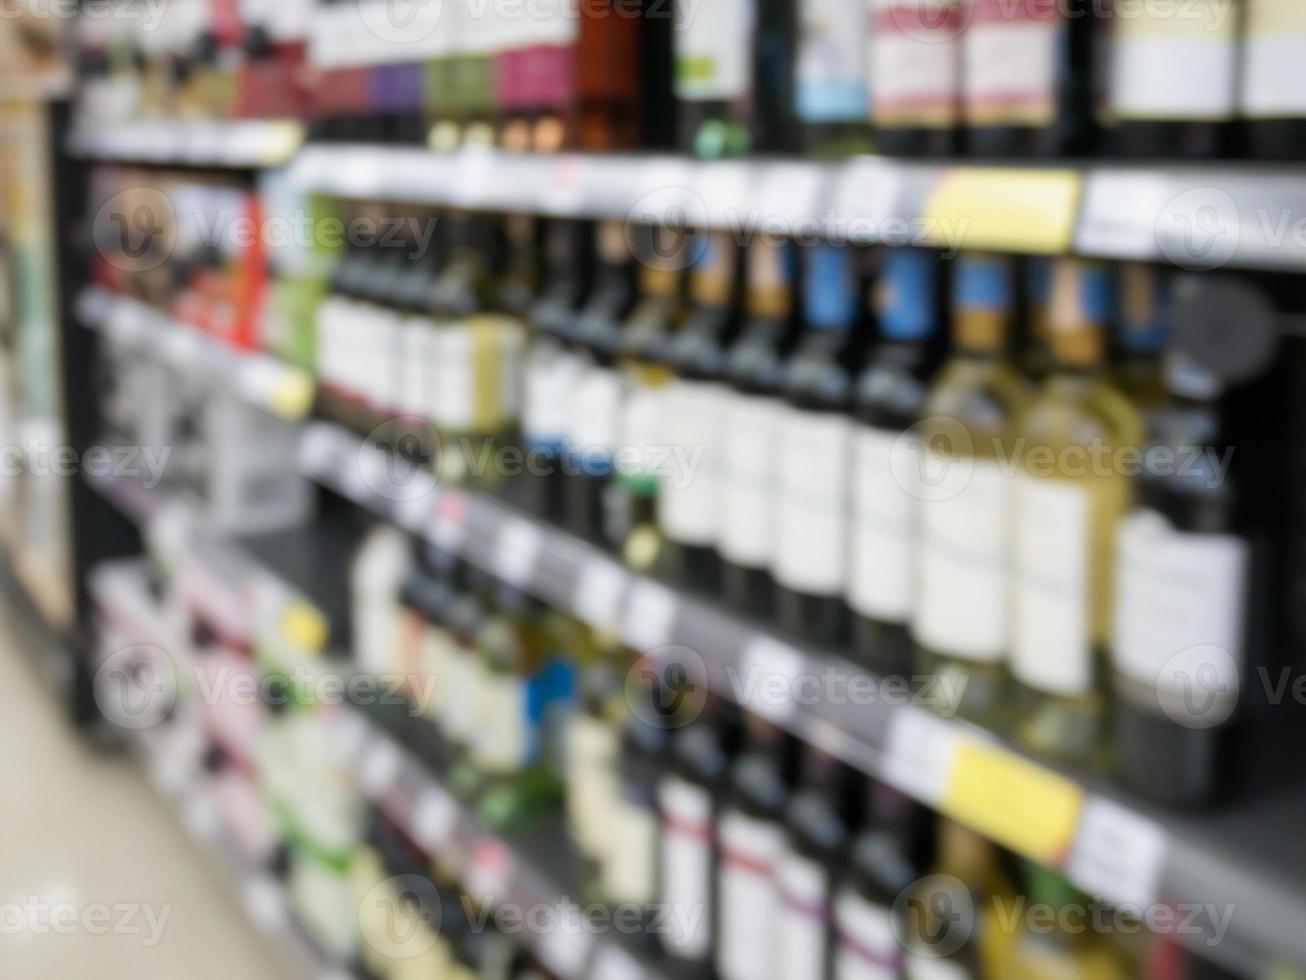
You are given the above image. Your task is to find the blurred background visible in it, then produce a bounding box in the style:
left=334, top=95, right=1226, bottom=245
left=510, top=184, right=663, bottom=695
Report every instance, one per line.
left=2, top=2, right=1306, bottom=979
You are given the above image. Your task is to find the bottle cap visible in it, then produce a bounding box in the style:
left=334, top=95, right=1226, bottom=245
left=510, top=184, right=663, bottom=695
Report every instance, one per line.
left=804, top=244, right=857, bottom=330
left=877, top=248, right=938, bottom=341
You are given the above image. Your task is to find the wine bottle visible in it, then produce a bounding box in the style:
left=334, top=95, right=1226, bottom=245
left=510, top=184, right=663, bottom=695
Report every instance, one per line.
left=869, top=0, right=961, bottom=156
left=774, top=243, right=862, bottom=646
left=1008, top=864, right=1124, bottom=980
left=1011, top=260, right=1141, bottom=765
left=496, top=0, right=577, bottom=152
left=1242, top=1, right=1306, bottom=159
left=443, top=566, right=493, bottom=796
left=1111, top=352, right=1249, bottom=807
left=1107, top=0, right=1239, bottom=158
left=660, top=230, right=743, bottom=593
left=658, top=695, right=742, bottom=975
left=833, top=783, right=929, bottom=980
left=718, top=234, right=798, bottom=619
left=849, top=247, right=941, bottom=680
left=576, top=0, right=674, bottom=150
left=1115, top=264, right=1170, bottom=420
left=776, top=747, right=862, bottom=980
left=1022, top=256, right=1054, bottom=383
left=796, top=0, right=873, bottom=156
left=351, top=525, right=411, bottom=679
left=961, top=0, right=1092, bottom=158
left=613, top=224, right=691, bottom=574
left=716, top=714, right=797, bottom=980
left=566, top=220, right=639, bottom=546
left=913, top=254, right=1027, bottom=728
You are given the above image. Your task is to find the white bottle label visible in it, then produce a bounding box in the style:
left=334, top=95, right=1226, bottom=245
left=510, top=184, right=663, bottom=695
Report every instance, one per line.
left=797, top=0, right=870, bottom=121
left=1110, top=1, right=1237, bottom=121
left=675, top=0, right=754, bottom=100
left=717, top=809, right=784, bottom=980
left=869, top=0, right=960, bottom=128
left=400, top=317, right=435, bottom=421
left=905, top=956, right=972, bottom=980
left=472, top=671, right=530, bottom=771
left=835, top=890, right=901, bottom=980
left=420, top=624, right=458, bottom=725
left=617, top=382, right=669, bottom=481
left=442, top=648, right=485, bottom=747
left=659, top=379, right=725, bottom=547
left=914, top=457, right=1011, bottom=661
left=431, top=325, right=474, bottom=431
left=569, top=366, right=623, bottom=465
left=1112, top=509, right=1247, bottom=706
left=719, top=391, right=780, bottom=568
left=566, top=714, right=619, bottom=858
left=1242, top=1, right=1306, bottom=117
left=774, top=408, right=851, bottom=596
left=659, top=776, right=714, bottom=959
left=605, top=796, right=659, bottom=905
left=1011, top=476, right=1091, bottom=696
left=778, top=852, right=830, bottom=980
left=523, top=340, right=578, bottom=451
left=962, top=2, right=1059, bottom=126
left=849, top=426, right=917, bottom=621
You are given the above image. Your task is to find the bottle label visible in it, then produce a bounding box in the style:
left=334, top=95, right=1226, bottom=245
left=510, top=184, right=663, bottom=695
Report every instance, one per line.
left=1243, top=1, right=1306, bottom=117
left=568, top=365, right=623, bottom=474
left=719, top=391, right=781, bottom=568
left=849, top=425, right=917, bottom=622
left=617, top=380, right=669, bottom=490
left=420, top=623, right=458, bottom=725
left=604, top=793, right=659, bottom=905
left=1110, top=0, right=1237, bottom=121
left=659, top=379, right=725, bottom=546
left=870, top=0, right=961, bottom=128
left=718, top=809, right=785, bottom=980
left=905, top=955, right=973, bottom=980
left=472, top=671, right=533, bottom=771
left=962, top=0, right=1060, bottom=127
left=1011, top=476, right=1091, bottom=696
left=366, top=308, right=402, bottom=414
left=914, top=457, right=1010, bottom=661
left=523, top=339, right=579, bottom=453
left=566, top=714, right=619, bottom=858
left=431, top=324, right=474, bottom=431
left=774, top=408, right=852, bottom=596
left=675, top=0, right=754, bottom=101
left=659, top=775, right=714, bottom=959
left=443, top=648, right=485, bottom=746
left=777, top=853, right=829, bottom=980
left=835, top=890, right=901, bottom=980
left=400, top=317, right=435, bottom=419
left=1112, top=509, right=1247, bottom=714
left=797, top=0, right=870, bottom=121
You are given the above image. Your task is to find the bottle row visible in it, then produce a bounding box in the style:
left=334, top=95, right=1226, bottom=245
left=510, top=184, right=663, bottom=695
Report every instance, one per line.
left=73, top=0, right=1306, bottom=160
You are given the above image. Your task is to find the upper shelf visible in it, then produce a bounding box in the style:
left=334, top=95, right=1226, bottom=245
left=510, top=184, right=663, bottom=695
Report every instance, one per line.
left=69, top=119, right=305, bottom=168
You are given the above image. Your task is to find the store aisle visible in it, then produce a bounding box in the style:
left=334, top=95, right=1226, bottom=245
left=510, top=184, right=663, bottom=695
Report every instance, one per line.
left=0, top=593, right=291, bottom=980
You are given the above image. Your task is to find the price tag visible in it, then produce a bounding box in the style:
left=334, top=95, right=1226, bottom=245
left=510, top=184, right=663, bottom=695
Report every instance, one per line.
left=573, top=557, right=627, bottom=633
left=621, top=580, right=678, bottom=652
left=739, top=636, right=805, bottom=723
left=330, top=709, right=372, bottom=766
left=494, top=518, right=543, bottom=587
left=925, top=167, right=1082, bottom=254
left=452, top=146, right=498, bottom=208
left=465, top=837, right=513, bottom=904
left=591, top=944, right=645, bottom=980
left=538, top=911, right=595, bottom=979
left=1066, top=797, right=1167, bottom=909
left=106, top=298, right=149, bottom=346
left=1075, top=170, right=1171, bottom=259
left=433, top=490, right=468, bottom=551
left=395, top=477, right=439, bottom=531
left=257, top=121, right=305, bottom=167
left=696, top=160, right=754, bottom=228
left=412, top=784, right=459, bottom=853
left=242, top=876, right=287, bottom=933
left=239, top=357, right=314, bottom=419
left=830, top=158, right=904, bottom=243
left=880, top=706, right=962, bottom=806
left=296, top=424, right=337, bottom=477
left=182, top=788, right=221, bottom=842
left=630, top=158, right=695, bottom=225
left=281, top=600, right=328, bottom=654
left=759, top=162, right=826, bottom=227
left=359, top=737, right=404, bottom=798
left=943, top=739, right=1083, bottom=867
left=541, top=154, right=589, bottom=215
left=162, top=326, right=205, bottom=370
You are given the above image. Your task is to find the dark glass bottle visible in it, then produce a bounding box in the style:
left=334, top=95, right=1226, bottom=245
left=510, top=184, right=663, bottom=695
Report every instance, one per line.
left=1114, top=264, right=1170, bottom=422
left=566, top=220, right=639, bottom=546
left=577, top=0, right=675, bottom=150
left=849, top=248, right=941, bottom=680
left=774, top=747, right=862, bottom=980
left=961, top=0, right=1093, bottom=158
left=718, top=235, right=798, bottom=619
left=715, top=715, right=797, bottom=980
left=658, top=695, right=742, bottom=976
left=795, top=0, right=873, bottom=156
left=1241, top=1, right=1306, bottom=160
left=1107, top=1, right=1238, bottom=158
left=869, top=0, right=961, bottom=157
left=773, top=243, right=862, bottom=647
left=659, top=231, right=743, bottom=594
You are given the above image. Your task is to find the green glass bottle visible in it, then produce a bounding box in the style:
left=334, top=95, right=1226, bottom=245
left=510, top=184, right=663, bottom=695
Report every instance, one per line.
left=1008, top=864, right=1124, bottom=980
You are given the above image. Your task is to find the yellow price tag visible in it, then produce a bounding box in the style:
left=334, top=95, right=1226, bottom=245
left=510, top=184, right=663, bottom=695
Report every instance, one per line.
left=281, top=600, right=328, bottom=654
left=942, top=740, right=1083, bottom=866
left=925, top=168, right=1082, bottom=254
left=269, top=370, right=314, bottom=419
left=258, top=121, right=305, bottom=166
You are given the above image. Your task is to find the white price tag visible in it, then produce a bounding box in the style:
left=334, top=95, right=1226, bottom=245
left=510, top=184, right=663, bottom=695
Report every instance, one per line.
left=541, top=155, right=589, bottom=215
left=591, top=944, right=645, bottom=980
left=452, top=146, right=498, bottom=208
left=433, top=490, right=468, bottom=551
left=412, top=785, right=459, bottom=853
left=880, top=706, right=962, bottom=806
left=395, top=479, right=438, bottom=531
left=573, top=557, right=627, bottom=633
left=831, top=158, right=903, bottom=243
left=538, top=913, right=595, bottom=978
left=621, top=580, right=678, bottom=652
left=359, top=737, right=404, bottom=798
left=465, top=838, right=513, bottom=904
left=696, top=161, right=754, bottom=227
left=1067, top=797, right=1168, bottom=909
left=630, top=158, right=696, bottom=225
left=242, top=876, right=287, bottom=934
left=1075, top=171, right=1171, bottom=259
left=329, top=708, right=372, bottom=766
left=739, top=636, right=806, bottom=723
left=182, top=788, right=221, bottom=842
left=296, top=424, right=337, bottom=477
left=162, top=326, right=205, bottom=370
left=106, top=298, right=149, bottom=346
left=494, top=519, right=543, bottom=587
left=759, top=163, right=825, bottom=227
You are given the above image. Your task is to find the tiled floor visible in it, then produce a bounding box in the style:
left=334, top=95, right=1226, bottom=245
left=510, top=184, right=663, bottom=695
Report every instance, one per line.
left=0, top=587, right=290, bottom=980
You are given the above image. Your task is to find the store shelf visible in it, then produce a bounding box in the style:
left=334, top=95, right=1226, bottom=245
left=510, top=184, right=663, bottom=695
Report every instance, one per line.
left=298, top=420, right=1306, bottom=978
left=68, top=119, right=305, bottom=168
left=77, top=288, right=315, bottom=421
left=285, top=144, right=1306, bottom=271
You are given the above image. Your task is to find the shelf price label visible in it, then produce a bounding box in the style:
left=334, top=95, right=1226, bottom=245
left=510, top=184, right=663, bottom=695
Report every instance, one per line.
left=359, top=737, right=404, bottom=799
left=573, top=557, right=628, bottom=633
left=538, top=909, right=595, bottom=979
left=466, top=837, right=513, bottom=904
left=740, top=636, right=806, bottom=724
left=433, top=490, right=468, bottom=551
left=412, top=784, right=459, bottom=854
left=1075, top=170, right=1171, bottom=260
left=943, top=739, right=1083, bottom=868
left=881, top=706, right=962, bottom=805
left=242, top=875, right=287, bottom=934
left=591, top=944, right=645, bottom=980
left=494, top=519, right=543, bottom=587
left=925, top=167, right=1082, bottom=254
left=621, top=580, right=678, bottom=652
left=1066, top=797, right=1168, bottom=909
